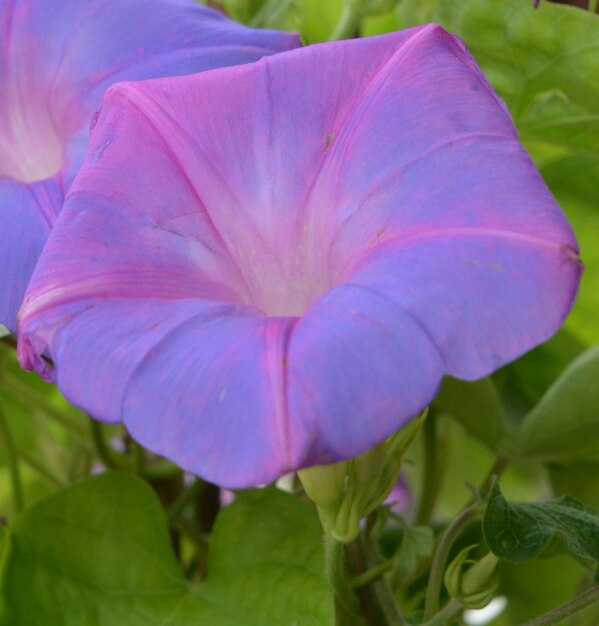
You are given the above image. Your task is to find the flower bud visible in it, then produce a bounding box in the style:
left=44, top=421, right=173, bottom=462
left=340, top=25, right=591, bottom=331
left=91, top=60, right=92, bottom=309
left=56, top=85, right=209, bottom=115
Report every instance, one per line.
left=444, top=547, right=499, bottom=610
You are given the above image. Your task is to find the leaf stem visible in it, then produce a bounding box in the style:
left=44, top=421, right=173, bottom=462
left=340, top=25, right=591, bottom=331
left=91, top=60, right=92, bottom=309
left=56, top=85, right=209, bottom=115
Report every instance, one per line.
left=423, top=501, right=483, bottom=619
left=350, top=560, right=394, bottom=589
left=0, top=400, right=24, bottom=514
left=522, top=586, right=599, bottom=626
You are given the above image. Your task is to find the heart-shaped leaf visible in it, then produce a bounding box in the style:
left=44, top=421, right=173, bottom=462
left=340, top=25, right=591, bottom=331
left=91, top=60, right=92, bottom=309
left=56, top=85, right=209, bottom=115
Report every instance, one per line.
left=0, top=472, right=333, bottom=625
left=483, top=482, right=599, bottom=581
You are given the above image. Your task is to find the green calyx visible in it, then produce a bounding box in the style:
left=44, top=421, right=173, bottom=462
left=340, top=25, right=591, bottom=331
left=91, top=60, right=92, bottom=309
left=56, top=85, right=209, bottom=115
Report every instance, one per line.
left=299, top=410, right=427, bottom=542
left=444, top=545, right=499, bottom=610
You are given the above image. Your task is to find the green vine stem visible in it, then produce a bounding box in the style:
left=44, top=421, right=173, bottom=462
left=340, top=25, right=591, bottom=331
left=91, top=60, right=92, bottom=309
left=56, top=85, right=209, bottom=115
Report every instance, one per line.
left=324, top=531, right=364, bottom=624
left=423, top=599, right=462, bottom=626
left=415, top=409, right=446, bottom=526
left=423, top=501, right=483, bottom=619
left=168, top=479, right=204, bottom=525
left=89, top=419, right=129, bottom=470
left=350, top=560, right=394, bottom=590
left=0, top=400, right=24, bottom=514
left=522, top=586, right=599, bottom=626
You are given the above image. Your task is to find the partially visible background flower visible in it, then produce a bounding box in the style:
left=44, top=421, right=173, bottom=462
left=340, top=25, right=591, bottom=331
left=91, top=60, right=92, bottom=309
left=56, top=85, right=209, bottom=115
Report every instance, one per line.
left=0, top=0, right=300, bottom=333
left=19, top=26, right=581, bottom=487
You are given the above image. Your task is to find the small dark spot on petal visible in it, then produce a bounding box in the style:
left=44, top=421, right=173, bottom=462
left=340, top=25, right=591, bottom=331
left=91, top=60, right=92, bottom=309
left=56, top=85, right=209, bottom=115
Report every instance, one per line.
left=323, top=133, right=335, bottom=153
left=90, top=111, right=100, bottom=132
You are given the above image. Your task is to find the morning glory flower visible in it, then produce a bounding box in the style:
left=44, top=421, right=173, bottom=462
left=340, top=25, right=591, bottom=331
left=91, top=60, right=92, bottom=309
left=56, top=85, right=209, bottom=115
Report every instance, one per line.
left=0, top=0, right=299, bottom=333
left=18, top=26, right=582, bottom=487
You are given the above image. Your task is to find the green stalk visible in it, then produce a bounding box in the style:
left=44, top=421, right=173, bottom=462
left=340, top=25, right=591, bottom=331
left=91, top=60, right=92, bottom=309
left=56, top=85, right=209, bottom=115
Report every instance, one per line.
left=590, top=0, right=598, bottom=13
left=350, top=560, right=394, bottom=589
left=357, top=533, right=407, bottom=626
left=423, top=501, right=483, bottom=619
left=423, top=599, right=462, bottom=626
left=90, top=419, right=129, bottom=470
left=415, top=409, right=445, bottom=526
left=522, top=586, right=599, bottom=626
left=168, top=479, right=204, bottom=525
left=324, top=531, right=364, bottom=624
left=0, top=401, right=24, bottom=514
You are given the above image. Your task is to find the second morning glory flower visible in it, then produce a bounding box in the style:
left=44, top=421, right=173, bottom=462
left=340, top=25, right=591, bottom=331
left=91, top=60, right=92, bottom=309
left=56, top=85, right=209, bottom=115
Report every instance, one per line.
left=0, top=0, right=300, bottom=332
left=19, top=26, right=582, bottom=487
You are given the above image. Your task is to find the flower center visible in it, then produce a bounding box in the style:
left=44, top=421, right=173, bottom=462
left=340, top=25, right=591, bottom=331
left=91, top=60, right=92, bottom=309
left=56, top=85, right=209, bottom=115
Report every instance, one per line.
left=0, top=99, right=65, bottom=183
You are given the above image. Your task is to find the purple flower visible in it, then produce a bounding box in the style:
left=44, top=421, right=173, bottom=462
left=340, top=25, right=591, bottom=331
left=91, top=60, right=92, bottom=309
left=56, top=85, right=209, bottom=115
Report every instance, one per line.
left=18, top=26, right=581, bottom=488
left=0, top=0, right=299, bottom=333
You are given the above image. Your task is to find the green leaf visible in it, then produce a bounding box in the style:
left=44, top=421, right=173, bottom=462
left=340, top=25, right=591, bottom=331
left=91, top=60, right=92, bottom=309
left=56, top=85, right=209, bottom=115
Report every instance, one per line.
left=0, top=472, right=333, bottom=626
left=391, top=525, right=434, bottom=586
left=514, top=345, right=599, bottom=463
left=434, top=377, right=509, bottom=451
left=483, top=482, right=599, bottom=581
left=491, top=329, right=585, bottom=423
left=400, top=0, right=599, bottom=156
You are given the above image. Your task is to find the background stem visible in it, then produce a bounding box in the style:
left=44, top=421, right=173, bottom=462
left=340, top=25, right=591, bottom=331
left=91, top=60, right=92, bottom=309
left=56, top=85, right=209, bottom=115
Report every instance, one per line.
left=0, top=401, right=24, bottom=514
left=522, top=586, right=599, bottom=626
left=329, top=4, right=362, bottom=41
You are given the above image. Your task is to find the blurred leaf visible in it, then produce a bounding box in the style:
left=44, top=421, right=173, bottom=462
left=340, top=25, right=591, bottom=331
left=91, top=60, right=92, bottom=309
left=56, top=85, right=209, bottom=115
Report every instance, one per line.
left=363, top=9, right=398, bottom=36
left=400, top=0, right=599, bottom=156
left=397, top=0, right=437, bottom=26
left=434, top=377, right=510, bottom=451
left=298, top=0, right=343, bottom=42
left=491, top=329, right=585, bottom=423
left=249, top=0, right=301, bottom=31
left=514, top=346, right=599, bottom=463
left=497, top=556, right=596, bottom=625
left=217, top=0, right=266, bottom=23
left=484, top=482, right=599, bottom=580
left=0, top=473, right=333, bottom=626
left=550, top=462, right=599, bottom=510
left=541, top=154, right=599, bottom=345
